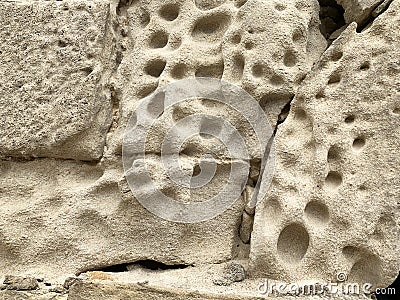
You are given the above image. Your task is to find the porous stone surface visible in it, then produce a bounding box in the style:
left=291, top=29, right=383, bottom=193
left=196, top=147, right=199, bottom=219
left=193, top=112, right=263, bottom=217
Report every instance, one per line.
left=0, top=157, right=245, bottom=280
left=0, top=0, right=113, bottom=161
left=0, top=0, right=399, bottom=298
left=337, top=0, right=383, bottom=23
left=250, top=0, right=400, bottom=289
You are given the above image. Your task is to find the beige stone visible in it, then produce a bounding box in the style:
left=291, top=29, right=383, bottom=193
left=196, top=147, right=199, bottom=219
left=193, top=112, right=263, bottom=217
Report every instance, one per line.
left=0, top=0, right=398, bottom=298
left=250, top=0, right=400, bottom=289
left=0, top=0, right=113, bottom=161
left=337, top=0, right=383, bottom=23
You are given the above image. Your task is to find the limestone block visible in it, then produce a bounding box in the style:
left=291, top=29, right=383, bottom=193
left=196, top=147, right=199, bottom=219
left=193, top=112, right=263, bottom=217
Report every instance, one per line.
left=109, top=0, right=326, bottom=158
left=0, top=0, right=112, bottom=161
left=250, top=0, right=400, bottom=289
left=0, top=158, right=244, bottom=281
left=222, top=0, right=326, bottom=124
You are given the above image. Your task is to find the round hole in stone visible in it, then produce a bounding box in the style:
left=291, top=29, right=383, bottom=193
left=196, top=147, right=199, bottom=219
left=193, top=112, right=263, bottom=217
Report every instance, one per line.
left=328, top=72, right=341, bottom=85
left=393, top=107, right=400, bottom=115
left=359, top=61, right=370, bottom=71
left=231, top=33, right=241, bottom=44
left=277, top=223, right=309, bottom=264
left=284, top=50, right=297, bottom=67
left=192, top=164, right=201, bottom=176
left=144, top=59, right=166, bottom=77
left=244, top=41, right=254, bottom=50
left=159, top=4, right=179, bottom=21
left=352, top=137, right=366, bottom=151
left=325, top=171, right=342, bottom=190
left=191, top=12, right=231, bottom=42
left=235, top=0, right=247, bottom=8
left=294, top=108, right=307, bottom=120
left=252, top=64, right=263, bottom=77
left=327, top=145, right=341, bottom=162
left=263, top=197, right=282, bottom=225
left=171, top=63, right=188, bottom=79
left=316, top=91, right=325, bottom=99
left=292, top=29, right=304, bottom=42
left=275, top=3, right=286, bottom=11
left=331, top=50, right=343, bottom=61
left=149, top=31, right=169, bottom=48
left=345, top=115, right=355, bottom=123
left=304, top=201, right=329, bottom=225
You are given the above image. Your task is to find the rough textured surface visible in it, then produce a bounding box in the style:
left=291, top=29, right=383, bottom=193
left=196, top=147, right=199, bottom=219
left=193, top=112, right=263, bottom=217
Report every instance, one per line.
left=337, top=0, right=383, bottom=23
left=0, top=0, right=399, bottom=298
left=0, top=158, right=244, bottom=281
left=0, top=0, right=112, bottom=161
left=250, top=0, right=400, bottom=288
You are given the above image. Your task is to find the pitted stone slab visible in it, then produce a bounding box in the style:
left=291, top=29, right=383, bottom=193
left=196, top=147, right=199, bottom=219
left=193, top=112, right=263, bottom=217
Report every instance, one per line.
left=0, top=0, right=112, bottom=161
left=250, top=0, right=400, bottom=289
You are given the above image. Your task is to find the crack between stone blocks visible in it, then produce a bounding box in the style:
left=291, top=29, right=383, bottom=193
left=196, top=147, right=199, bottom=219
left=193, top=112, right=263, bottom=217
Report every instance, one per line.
left=357, top=0, right=394, bottom=32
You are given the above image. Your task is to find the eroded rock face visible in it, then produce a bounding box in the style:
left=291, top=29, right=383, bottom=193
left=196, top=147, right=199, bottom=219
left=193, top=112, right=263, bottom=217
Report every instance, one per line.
left=337, top=0, right=383, bottom=23
left=0, top=0, right=113, bottom=161
left=250, top=0, right=400, bottom=288
left=0, top=0, right=398, bottom=297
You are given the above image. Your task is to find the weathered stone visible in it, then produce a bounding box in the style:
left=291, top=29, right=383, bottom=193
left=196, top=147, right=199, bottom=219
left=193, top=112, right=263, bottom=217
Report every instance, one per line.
left=0, top=0, right=112, bottom=161
left=250, top=0, right=400, bottom=289
left=337, top=0, right=383, bottom=23
left=3, top=275, right=38, bottom=291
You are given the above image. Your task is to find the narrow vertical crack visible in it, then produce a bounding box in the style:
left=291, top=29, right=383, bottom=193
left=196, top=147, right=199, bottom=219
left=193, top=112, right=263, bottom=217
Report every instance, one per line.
left=357, top=0, right=394, bottom=32
left=317, top=0, right=346, bottom=43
